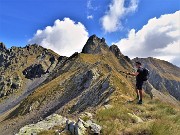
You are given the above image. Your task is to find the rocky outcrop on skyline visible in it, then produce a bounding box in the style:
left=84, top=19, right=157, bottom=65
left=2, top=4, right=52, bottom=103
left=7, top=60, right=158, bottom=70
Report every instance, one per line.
left=82, top=35, right=109, bottom=54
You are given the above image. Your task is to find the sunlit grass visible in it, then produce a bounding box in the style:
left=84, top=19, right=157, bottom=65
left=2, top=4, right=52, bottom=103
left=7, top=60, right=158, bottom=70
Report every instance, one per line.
left=95, top=96, right=180, bottom=135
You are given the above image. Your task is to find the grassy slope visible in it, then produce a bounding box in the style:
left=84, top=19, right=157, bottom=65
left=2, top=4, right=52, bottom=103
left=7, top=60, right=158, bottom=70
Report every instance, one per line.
left=95, top=85, right=180, bottom=135
left=36, top=97, right=180, bottom=135
left=6, top=52, right=132, bottom=117
left=36, top=54, right=180, bottom=135
left=1, top=52, right=180, bottom=135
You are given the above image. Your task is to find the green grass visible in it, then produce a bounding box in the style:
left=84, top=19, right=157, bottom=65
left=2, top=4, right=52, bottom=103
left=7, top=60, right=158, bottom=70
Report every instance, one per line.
left=149, top=119, right=180, bottom=135
left=95, top=97, right=180, bottom=135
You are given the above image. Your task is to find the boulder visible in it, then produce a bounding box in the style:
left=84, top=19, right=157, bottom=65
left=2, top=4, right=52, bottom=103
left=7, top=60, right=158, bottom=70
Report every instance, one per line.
left=16, top=114, right=67, bottom=135
left=128, top=113, right=143, bottom=123
left=74, top=118, right=87, bottom=135
left=16, top=114, right=102, bottom=135
left=66, top=120, right=76, bottom=134
left=23, top=64, right=46, bottom=79
left=49, top=56, right=56, bottom=64
left=11, top=82, right=21, bottom=89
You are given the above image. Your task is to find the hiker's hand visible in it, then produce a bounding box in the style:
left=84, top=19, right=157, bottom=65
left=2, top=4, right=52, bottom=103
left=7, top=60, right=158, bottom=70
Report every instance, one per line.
left=126, top=72, right=130, bottom=75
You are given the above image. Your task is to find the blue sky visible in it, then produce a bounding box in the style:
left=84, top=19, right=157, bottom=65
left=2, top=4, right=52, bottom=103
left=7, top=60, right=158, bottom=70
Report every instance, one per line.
left=0, top=0, right=180, bottom=66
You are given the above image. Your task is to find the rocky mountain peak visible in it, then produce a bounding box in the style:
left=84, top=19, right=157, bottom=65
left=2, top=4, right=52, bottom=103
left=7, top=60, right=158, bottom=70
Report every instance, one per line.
left=0, top=42, right=7, bottom=52
left=82, top=34, right=109, bottom=54
left=109, top=44, right=123, bottom=58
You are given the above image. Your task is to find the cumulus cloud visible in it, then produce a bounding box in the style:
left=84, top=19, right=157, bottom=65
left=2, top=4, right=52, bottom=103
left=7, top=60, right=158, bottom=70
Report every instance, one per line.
left=28, top=18, right=89, bottom=56
left=101, top=0, right=138, bottom=33
left=115, top=11, right=180, bottom=66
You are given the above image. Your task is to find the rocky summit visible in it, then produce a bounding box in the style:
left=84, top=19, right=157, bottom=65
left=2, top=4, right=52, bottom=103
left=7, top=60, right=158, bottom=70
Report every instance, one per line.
left=82, top=35, right=109, bottom=54
left=0, top=35, right=180, bottom=135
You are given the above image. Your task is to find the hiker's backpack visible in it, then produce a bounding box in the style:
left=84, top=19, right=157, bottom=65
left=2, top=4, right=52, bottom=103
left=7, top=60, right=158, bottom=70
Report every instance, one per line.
left=142, top=68, right=149, bottom=81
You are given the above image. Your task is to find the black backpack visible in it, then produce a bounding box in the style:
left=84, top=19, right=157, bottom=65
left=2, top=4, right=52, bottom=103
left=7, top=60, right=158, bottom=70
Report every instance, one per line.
left=142, top=68, right=149, bottom=81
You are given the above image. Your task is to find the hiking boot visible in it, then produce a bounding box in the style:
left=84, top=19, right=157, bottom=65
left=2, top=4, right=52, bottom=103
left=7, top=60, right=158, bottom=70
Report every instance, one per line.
left=137, top=100, right=142, bottom=104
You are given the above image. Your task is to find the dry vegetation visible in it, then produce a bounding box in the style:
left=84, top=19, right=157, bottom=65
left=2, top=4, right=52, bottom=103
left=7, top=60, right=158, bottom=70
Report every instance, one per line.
left=95, top=97, right=180, bottom=135
left=1, top=49, right=179, bottom=135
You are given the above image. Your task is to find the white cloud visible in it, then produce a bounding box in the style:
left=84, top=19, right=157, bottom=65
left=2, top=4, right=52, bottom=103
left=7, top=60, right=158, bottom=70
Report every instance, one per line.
left=101, top=0, right=138, bottom=33
left=87, top=0, right=98, bottom=20
left=87, top=0, right=93, bottom=9
left=28, top=18, right=89, bottom=56
left=115, top=11, right=180, bottom=66
left=87, top=15, right=93, bottom=19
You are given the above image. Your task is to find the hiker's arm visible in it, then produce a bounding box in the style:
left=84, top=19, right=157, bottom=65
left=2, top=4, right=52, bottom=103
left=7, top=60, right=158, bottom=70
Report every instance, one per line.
left=127, top=72, right=139, bottom=76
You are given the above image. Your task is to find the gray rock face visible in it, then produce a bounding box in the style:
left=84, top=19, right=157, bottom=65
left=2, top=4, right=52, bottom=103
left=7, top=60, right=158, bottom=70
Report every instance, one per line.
left=149, top=73, right=180, bottom=100
left=109, top=44, right=123, bottom=58
left=0, top=42, right=7, bottom=52
left=0, top=43, right=9, bottom=67
left=66, top=117, right=102, bottom=135
left=82, top=35, right=109, bottom=54
left=109, top=44, right=132, bottom=69
left=23, top=64, right=46, bottom=79
left=0, top=43, right=59, bottom=107
left=16, top=114, right=101, bottom=135
left=16, top=114, right=67, bottom=135
left=0, top=75, right=22, bottom=97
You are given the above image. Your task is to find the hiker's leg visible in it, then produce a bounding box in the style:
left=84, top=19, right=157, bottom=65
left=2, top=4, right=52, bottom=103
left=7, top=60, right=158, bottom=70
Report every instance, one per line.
left=136, top=89, right=139, bottom=99
left=139, top=90, right=143, bottom=101
left=136, top=82, right=139, bottom=99
left=136, top=81, right=143, bottom=104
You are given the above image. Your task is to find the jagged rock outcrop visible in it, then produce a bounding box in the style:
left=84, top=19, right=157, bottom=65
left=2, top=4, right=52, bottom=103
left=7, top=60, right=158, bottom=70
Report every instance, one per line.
left=0, top=44, right=59, bottom=106
left=109, top=44, right=123, bottom=58
left=109, top=44, right=132, bottom=69
left=82, top=35, right=109, bottom=54
left=16, top=113, right=101, bottom=135
left=0, top=42, right=7, bottom=52
left=0, top=43, right=9, bottom=67
left=0, top=74, right=22, bottom=97
left=23, top=64, right=46, bottom=79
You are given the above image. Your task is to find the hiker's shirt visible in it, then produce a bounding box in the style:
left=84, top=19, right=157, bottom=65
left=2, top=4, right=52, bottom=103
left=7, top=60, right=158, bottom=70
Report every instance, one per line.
left=136, top=67, right=143, bottom=82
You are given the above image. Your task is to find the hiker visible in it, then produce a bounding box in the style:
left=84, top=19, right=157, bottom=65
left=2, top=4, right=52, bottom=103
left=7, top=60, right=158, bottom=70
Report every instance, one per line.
left=127, top=61, right=146, bottom=104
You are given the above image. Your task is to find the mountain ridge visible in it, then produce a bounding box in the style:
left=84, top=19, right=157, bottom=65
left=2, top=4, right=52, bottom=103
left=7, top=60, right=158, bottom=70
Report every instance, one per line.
left=0, top=35, right=179, bottom=135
